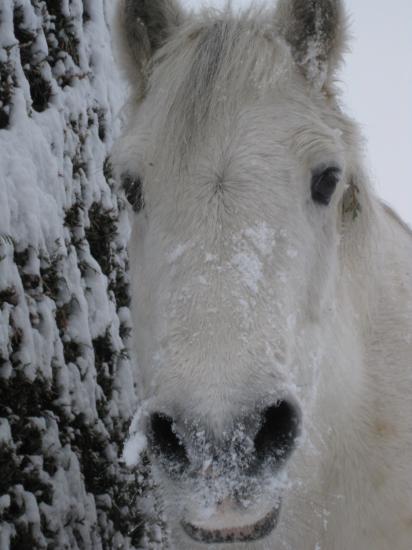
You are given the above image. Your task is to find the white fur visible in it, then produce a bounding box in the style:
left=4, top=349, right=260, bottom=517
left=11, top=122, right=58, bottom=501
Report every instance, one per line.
left=112, top=1, right=412, bottom=548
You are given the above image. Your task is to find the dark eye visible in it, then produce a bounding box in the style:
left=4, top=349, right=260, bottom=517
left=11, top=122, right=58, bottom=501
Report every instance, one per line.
left=121, top=174, right=144, bottom=213
left=311, top=166, right=341, bottom=206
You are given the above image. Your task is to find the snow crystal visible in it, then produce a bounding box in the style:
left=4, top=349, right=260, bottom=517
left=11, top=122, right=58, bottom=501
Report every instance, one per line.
left=167, top=242, right=189, bottom=263
left=0, top=418, right=12, bottom=445
left=244, top=222, right=276, bottom=256
left=123, top=432, right=148, bottom=467
left=231, top=251, right=263, bottom=294
left=123, top=404, right=149, bottom=467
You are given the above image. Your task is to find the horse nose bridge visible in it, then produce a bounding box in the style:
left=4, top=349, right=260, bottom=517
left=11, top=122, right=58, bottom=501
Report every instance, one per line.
left=163, top=268, right=290, bottom=360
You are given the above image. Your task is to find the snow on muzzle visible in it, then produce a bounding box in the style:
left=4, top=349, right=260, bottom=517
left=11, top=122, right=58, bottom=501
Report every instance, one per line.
left=148, top=400, right=301, bottom=543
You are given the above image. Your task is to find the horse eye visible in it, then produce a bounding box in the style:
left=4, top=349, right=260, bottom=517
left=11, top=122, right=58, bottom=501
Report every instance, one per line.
left=311, top=166, right=341, bottom=206
left=121, top=174, right=144, bottom=213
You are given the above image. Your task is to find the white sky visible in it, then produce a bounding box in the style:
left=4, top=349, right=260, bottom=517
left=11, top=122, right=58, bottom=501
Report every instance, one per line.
left=182, top=0, right=412, bottom=225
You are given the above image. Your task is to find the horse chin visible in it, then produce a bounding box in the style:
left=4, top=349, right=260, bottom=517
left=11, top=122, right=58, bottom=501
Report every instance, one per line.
left=180, top=499, right=282, bottom=545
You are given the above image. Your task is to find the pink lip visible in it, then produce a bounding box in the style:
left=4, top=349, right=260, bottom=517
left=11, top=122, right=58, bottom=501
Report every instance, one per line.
left=181, top=504, right=281, bottom=544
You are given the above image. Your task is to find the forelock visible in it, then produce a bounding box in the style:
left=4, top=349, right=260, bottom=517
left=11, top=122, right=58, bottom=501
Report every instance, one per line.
left=145, top=7, right=291, bottom=161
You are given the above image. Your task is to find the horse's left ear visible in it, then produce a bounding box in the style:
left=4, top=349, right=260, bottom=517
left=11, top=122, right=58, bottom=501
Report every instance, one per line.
left=275, top=0, right=348, bottom=90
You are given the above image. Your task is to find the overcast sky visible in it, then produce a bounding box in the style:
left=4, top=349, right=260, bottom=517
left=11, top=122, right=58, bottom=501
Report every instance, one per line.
left=182, top=0, right=412, bottom=225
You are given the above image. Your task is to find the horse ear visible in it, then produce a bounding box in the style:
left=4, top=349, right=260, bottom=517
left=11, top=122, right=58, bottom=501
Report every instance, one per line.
left=275, top=0, right=348, bottom=90
left=115, top=0, right=183, bottom=89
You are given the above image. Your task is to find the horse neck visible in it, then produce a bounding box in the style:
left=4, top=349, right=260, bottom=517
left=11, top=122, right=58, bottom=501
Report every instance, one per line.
left=340, top=185, right=412, bottom=424
left=365, top=199, right=412, bottom=372
left=317, top=194, right=412, bottom=530
left=341, top=182, right=412, bottom=319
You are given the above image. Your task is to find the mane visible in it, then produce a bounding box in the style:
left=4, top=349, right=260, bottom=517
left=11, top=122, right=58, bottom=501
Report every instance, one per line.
left=145, top=6, right=290, bottom=160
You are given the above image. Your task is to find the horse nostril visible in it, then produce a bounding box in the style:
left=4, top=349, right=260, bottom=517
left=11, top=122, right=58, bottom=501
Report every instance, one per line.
left=254, top=401, right=300, bottom=465
left=149, top=413, right=189, bottom=469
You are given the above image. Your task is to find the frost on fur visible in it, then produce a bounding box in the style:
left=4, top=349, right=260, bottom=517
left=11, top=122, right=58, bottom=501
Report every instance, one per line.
left=276, top=0, right=348, bottom=89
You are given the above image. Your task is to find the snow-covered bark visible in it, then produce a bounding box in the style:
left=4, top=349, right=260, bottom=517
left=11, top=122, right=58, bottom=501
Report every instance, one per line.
left=0, top=1, right=163, bottom=548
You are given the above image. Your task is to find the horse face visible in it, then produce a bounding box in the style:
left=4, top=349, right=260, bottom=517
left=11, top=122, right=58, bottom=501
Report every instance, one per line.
left=114, top=0, right=353, bottom=546
left=115, top=93, right=349, bottom=542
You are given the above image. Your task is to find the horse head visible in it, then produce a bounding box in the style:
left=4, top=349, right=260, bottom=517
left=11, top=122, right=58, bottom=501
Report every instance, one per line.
left=112, top=1, right=387, bottom=547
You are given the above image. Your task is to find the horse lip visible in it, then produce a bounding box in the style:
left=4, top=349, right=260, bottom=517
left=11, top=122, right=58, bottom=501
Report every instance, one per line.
left=181, top=503, right=281, bottom=544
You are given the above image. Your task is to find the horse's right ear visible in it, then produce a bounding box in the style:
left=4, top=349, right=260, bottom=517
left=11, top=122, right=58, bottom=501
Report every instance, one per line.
left=115, top=0, right=183, bottom=90
left=275, top=0, right=348, bottom=91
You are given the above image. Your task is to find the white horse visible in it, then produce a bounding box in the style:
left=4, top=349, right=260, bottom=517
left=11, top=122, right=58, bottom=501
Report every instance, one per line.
left=112, top=1, right=412, bottom=548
